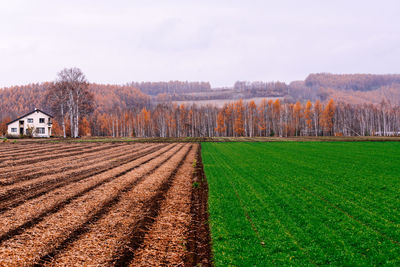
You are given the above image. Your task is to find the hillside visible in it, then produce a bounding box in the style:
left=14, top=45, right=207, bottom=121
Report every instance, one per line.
left=305, top=73, right=400, bottom=91
left=151, top=74, right=400, bottom=105
left=289, top=74, right=400, bottom=104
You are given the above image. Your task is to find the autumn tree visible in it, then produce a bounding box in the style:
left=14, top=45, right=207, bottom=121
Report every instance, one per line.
left=224, top=104, right=233, bottom=136
left=304, top=100, right=313, bottom=135
left=135, top=107, right=151, bottom=137
left=47, top=68, right=94, bottom=138
left=215, top=110, right=226, bottom=136
left=0, top=117, right=11, bottom=136
left=51, top=120, right=64, bottom=136
left=293, top=101, right=302, bottom=136
left=257, top=99, right=267, bottom=136
left=322, top=99, right=336, bottom=135
left=79, top=117, right=92, bottom=136
left=45, top=82, right=68, bottom=137
left=272, top=99, right=281, bottom=136
left=247, top=100, right=257, bottom=137
left=234, top=99, right=245, bottom=136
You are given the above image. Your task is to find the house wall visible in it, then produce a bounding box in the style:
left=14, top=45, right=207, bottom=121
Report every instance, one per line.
left=7, top=111, right=52, bottom=137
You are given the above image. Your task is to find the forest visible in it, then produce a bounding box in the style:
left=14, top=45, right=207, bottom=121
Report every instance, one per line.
left=128, top=81, right=211, bottom=96
left=304, top=73, right=400, bottom=91
left=1, top=72, right=400, bottom=138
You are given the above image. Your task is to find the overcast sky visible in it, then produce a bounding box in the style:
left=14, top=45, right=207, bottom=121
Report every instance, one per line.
left=0, top=0, right=399, bottom=88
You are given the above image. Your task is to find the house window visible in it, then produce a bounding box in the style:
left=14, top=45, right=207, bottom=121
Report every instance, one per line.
left=11, top=128, right=17, bottom=133
left=37, top=127, right=45, bottom=134
left=27, top=118, right=33, bottom=123
left=39, top=118, right=45, bottom=123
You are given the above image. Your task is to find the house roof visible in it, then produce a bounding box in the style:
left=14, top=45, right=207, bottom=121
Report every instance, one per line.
left=6, top=109, right=54, bottom=125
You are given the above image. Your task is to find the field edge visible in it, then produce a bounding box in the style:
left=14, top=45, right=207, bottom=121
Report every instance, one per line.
left=185, top=144, right=213, bottom=266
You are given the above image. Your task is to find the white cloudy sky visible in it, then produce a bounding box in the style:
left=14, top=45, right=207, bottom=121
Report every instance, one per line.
left=0, top=0, right=399, bottom=87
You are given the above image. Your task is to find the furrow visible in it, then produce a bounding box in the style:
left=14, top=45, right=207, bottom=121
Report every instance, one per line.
left=111, top=144, right=193, bottom=267
left=40, top=144, right=191, bottom=266
left=0, top=143, right=68, bottom=155
left=0, top=143, right=130, bottom=185
left=0, top=144, right=184, bottom=266
left=0, top=143, right=160, bottom=212
left=0, top=143, right=104, bottom=167
left=0, top=143, right=151, bottom=197
left=127, top=144, right=197, bottom=266
left=0, top=143, right=95, bottom=161
left=0, top=143, right=177, bottom=246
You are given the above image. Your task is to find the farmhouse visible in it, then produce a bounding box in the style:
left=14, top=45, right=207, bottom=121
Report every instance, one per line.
left=7, top=108, right=53, bottom=137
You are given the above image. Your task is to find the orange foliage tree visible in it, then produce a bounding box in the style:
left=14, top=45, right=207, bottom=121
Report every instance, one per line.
left=215, top=111, right=226, bottom=136
left=0, top=117, right=11, bottom=136
left=304, top=100, right=313, bottom=135
left=272, top=99, right=281, bottom=136
left=79, top=117, right=92, bottom=136
left=293, top=101, right=303, bottom=136
left=234, top=99, right=245, bottom=136
left=322, top=99, right=336, bottom=135
left=51, top=120, right=64, bottom=136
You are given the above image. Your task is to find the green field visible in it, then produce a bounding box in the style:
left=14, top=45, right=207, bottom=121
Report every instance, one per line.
left=202, top=142, right=400, bottom=266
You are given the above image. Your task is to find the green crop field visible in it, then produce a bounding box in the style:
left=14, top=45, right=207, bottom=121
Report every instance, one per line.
left=202, top=142, right=400, bottom=266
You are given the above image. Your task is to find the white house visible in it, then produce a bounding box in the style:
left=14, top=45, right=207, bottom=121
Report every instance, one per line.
left=7, top=109, right=53, bottom=137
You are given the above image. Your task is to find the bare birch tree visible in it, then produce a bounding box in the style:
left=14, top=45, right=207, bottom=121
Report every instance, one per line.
left=46, top=68, right=94, bottom=138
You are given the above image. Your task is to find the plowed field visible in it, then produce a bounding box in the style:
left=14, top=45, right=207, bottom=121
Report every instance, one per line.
left=0, top=142, right=211, bottom=266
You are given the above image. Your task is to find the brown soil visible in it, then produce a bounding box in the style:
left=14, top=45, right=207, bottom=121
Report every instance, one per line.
left=0, top=143, right=155, bottom=202
left=126, top=145, right=196, bottom=266
left=0, top=143, right=110, bottom=167
left=0, top=142, right=212, bottom=266
left=0, top=143, right=71, bottom=155
left=0, top=144, right=176, bottom=245
left=0, top=143, right=93, bottom=163
left=0, top=143, right=126, bottom=183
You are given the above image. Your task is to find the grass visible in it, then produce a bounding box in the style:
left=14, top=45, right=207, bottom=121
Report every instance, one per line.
left=202, top=142, right=400, bottom=266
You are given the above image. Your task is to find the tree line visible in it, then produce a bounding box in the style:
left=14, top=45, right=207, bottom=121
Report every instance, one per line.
left=87, top=98, right=400, bottom=138
left=233, top=81, right=288, bottom=95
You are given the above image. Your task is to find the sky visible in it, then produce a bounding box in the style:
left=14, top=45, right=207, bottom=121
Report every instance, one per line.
left=0, top=0, right=399, bottom=88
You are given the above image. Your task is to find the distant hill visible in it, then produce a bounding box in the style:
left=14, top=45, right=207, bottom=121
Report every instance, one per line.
left=157, top=74, right=400, bottom=105
left=305, top=73, right=400, bottom=91
left=289, top=73, right=400, bottom=105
